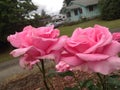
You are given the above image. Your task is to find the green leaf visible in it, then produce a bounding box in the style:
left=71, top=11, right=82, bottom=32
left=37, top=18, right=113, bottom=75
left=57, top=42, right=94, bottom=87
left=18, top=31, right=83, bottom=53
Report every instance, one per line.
left=64, top=87, right=79, bottom=90
left=110, top=74, right=120, bottom=78
left=81, top=79, right=93, bottom=88
left=47, top=70, right=74, bottom=78
left=80, top=79, right=101, bottom=90
left=107, top=77, right=120, bottom=86
left=106, top=75, right=120, bottom=90
left=46, top=69, right=57, bottom=78
left=57, top=71, right=74, bottom=77
left=88, top=85, right=101, bottom=90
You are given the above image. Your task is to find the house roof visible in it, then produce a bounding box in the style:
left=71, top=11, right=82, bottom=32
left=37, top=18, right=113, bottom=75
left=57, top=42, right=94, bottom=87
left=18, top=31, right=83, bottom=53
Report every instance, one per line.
left=66, top=5, right=80, bottom=9
left=60, top=0, right=99, bottom=13
left=72, top=0, right=99, bottom=6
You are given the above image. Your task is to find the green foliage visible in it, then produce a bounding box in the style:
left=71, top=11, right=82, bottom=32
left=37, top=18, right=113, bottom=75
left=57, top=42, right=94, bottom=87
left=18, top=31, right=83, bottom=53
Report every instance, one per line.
left=47, top=69, right=57, bottom=78
left=106, top=74, right=120, bottom=90
left=63, top=0, right=73, bottom=6
left=57, top=71, right=74, bottom=77
left=0, top=0, right=37, bottom=42
left=99, top=0, right=120, bottom=20
left=41, top=9, right=46, bottom=17
left=64, top=86, right=79, bottom=90
left=79, top=79, right=100, bottom=90
left=47, top=69, right=74, bottom=78
left=80, top=79, right=94, bottom=88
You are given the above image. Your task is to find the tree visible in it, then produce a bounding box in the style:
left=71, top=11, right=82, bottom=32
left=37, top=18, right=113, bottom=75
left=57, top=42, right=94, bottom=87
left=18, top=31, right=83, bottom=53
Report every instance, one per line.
left=41, top=9, right=46, bottom=17
left=99, top=0, right=120, bottom=20
left=63, top=0, right=73, bottom=6
left=0, top=0, right=37, bottom=42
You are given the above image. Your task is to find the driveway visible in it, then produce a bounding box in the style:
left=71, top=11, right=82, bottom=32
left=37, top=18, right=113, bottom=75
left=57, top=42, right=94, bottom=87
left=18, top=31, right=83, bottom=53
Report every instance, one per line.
left=0, top=59, right=29, bottom=82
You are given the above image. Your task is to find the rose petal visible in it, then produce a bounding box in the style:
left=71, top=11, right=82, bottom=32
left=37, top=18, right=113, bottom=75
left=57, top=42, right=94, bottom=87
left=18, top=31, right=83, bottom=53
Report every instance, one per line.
left=10, top=46, right=45, bottom=58
left=87, top=56, right=120, bottom=75
left=7, top=33, right=22, bottom=48
left=56, top=61, right=71, bottom=72
left=10, top=47, right=32, bottom=57
left=32, top=36, right=57, bottom=50
left=84, top=35, right=109, bottom=53
left=103, top=41, right=120, bottom=56
left=47, top=35, right=68, bottom=53
left=19, top=56, right=39, bottom=69
left=94, top=25, right=112, bottom=46
left=112, top=32, right=120, bottom=42
left=84, top=25, right=112, bottom=53
left=77, top=53, right=109, bottom=61
left=61, top=56, right=84, bottom=66
left=19, top=56, right=28, bottom=68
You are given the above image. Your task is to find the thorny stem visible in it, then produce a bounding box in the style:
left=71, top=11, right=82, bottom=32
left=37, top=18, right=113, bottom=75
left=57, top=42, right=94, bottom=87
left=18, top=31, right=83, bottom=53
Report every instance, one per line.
left=36, top=61, right=55, bottom=90
left=40, top=59, right=50, bottom=90
left=97, top=73, right=107, bottom=90
left=36, top=60, right=50, bottom=90
left=36, top=63, right=42, bottom=73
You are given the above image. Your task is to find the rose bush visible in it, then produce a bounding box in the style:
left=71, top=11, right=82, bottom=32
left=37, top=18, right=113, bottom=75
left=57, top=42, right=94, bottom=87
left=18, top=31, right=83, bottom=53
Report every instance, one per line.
left=7, top=24, right=120, bottom=90
left=7, top=25, right=67, bottom=68
left=56, top=25, right=120, bottom=75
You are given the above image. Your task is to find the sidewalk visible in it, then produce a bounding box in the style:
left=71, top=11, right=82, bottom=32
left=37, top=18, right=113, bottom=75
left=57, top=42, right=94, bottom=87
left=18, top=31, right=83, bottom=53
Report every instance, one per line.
left=110, top=28, right=120, bottom=33
left=0, top=59, right=18, bottom=71
left=0, top=59, right=29, bottom=82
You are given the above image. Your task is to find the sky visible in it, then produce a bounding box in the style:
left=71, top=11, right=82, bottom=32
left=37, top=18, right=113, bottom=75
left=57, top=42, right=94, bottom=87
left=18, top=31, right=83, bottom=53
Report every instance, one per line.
left=32, top=0, right=64, bottom=15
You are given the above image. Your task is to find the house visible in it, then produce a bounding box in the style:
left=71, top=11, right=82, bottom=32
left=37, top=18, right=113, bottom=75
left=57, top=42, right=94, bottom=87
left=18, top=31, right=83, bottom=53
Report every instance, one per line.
left=60, top=0, right=100, bottom=22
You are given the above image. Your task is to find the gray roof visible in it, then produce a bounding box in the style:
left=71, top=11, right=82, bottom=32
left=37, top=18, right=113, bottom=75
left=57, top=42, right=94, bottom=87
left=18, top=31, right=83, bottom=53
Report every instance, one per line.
left=72, top=0, right=99, bottom=6
left=66, top=5, right=80, bottom=9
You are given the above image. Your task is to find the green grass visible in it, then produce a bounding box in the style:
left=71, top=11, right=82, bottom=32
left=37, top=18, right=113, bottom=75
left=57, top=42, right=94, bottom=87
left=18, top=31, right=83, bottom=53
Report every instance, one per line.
left=0, top=51, right=13, bottom=63
left=59, top=18, right=120, bottom=36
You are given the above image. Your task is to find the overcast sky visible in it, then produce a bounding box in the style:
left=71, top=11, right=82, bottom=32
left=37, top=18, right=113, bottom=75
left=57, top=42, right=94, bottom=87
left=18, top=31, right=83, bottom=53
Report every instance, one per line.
left=32, top=0, right=64, bottom=15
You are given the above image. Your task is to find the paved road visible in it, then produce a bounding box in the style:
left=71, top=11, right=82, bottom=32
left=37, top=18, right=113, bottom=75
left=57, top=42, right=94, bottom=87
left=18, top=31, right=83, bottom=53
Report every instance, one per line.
left=110, top=28, right=120, bottom=33
left=0, top=59, right=29, bottom=82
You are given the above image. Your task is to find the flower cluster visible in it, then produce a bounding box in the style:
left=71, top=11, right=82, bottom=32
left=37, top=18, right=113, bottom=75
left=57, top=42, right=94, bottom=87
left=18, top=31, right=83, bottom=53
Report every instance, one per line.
left=8, top=25, right=120, bottom=75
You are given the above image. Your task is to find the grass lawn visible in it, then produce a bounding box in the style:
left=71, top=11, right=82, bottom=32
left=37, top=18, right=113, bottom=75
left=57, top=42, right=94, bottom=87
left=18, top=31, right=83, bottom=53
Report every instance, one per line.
left=59, top=18, right=120, bottom=36
left=0, top=50, right=13, bottom=63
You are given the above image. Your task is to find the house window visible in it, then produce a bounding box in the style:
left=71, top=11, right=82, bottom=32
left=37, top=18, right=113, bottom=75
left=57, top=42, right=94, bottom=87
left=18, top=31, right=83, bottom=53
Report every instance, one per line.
left=79, top=8, right=82, bottom=13
left=74, top=9, right=78, bottom=15
left=67, top=12, right=71, bottom=17
left=88, top=5, right=93, bottom=11
left=63, top=16, right=65, bottom=18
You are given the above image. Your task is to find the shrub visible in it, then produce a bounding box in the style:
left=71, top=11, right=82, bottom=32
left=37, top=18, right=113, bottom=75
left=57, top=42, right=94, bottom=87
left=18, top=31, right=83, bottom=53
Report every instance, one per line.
left=99, top=0, right=120, bottom=20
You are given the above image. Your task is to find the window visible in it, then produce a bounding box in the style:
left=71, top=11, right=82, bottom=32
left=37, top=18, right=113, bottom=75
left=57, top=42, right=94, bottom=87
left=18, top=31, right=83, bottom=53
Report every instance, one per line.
left=79, top=8, right=82, bottom=13
left=63, top=16, right=65, bottom=18
left=88, top=5, right=93, bottom=11
left=67, top=12, right=71, bottom=17
left=74, top=9, right=78, bottom=15
left=59, top=16, right=61, bottom=18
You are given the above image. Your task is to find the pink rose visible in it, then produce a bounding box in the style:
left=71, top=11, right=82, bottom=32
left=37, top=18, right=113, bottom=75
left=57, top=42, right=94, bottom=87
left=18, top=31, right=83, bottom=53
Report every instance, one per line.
left=8, top=25, right=67, bottom=68
left=112, top=32, right=120, bottom=42
left=56, top=25, right=120, bottom=75
left=56, top=61, right=71, bottom=72
left=7, top=25, right=60, bottom=48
